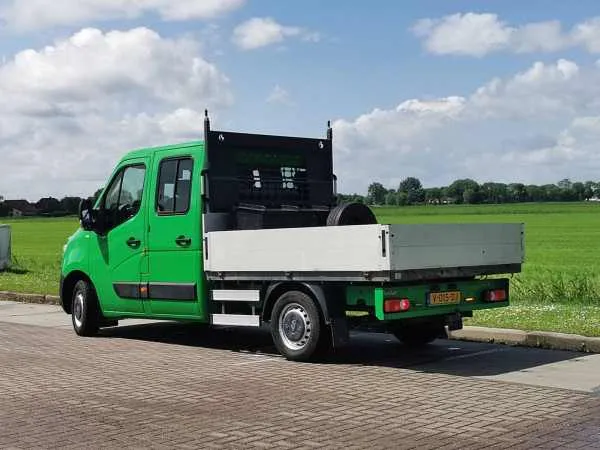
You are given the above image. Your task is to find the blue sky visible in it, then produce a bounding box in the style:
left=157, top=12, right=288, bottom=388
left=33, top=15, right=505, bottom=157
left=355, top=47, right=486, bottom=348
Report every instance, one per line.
left=2, top=1, right=600, bottom=199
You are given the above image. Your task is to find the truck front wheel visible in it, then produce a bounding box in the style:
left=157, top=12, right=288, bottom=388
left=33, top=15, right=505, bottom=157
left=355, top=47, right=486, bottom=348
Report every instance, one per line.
left=71, top=280, right=100, bottom=337
left=270, top=291, right=326, bottom=361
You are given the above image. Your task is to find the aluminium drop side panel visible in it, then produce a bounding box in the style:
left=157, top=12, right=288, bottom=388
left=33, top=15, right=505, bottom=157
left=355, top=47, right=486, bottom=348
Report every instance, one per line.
left=204, top=222, right=524, bottom=280
left=387, top=223, right=524, bottom=271
left=205, top=224, right=388, bottom=274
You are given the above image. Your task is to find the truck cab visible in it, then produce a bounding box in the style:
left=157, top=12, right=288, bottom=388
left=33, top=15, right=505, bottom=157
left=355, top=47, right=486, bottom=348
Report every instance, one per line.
left=60, top=112, right=524, bottom=361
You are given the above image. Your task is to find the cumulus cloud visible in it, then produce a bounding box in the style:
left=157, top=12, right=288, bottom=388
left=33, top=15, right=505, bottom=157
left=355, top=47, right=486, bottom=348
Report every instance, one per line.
left=332, top=59, right=600, bottom=194
left=232, top=17, right=320, bottom=50
left=412, top=13, right=514, bottom=57
left=0, top=0, right=246, bottom=31
left=412, top=12, right=600, bottom=56
left=0, top=27, right=232, bottom=200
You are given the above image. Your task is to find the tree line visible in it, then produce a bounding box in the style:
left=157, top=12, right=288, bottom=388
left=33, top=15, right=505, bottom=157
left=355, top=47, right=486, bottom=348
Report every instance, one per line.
left=0, top=189, right=103, bottom=217
left=2, top=177, right=599, bottom=217
left=340, top=178, right=600, bottom=206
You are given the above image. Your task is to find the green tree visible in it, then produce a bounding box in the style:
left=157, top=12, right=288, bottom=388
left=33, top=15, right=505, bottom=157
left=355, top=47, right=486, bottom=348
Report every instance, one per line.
left=398, top=177, right=424, bottom=205
left=447, top=179, right=479, bottom=204
left=367, top=182, right=387, bottom=205
left=407, top=188, right=425, bottom=205
left=397, top=192, right=409, bottom=206
left=525, top=185, right=545, bottom=202
left=385, top=191, right=398, bottom=205
left=398, top=177, right=422, bottom=193
left=480, top=182, right=508, bottom=204
left=542, top=184, right=561, bottom=201
left=60, top=197, right=83, bottom=214
left=583, top=181, right=596, bottom=200
left=508, top=183, right=527, bottom=202
left=463, top=189, right=479, bottom=204
left=425, top=187, right=442, bottom=204
left=560, top=188, right=577, bottom=201
left=572, top=182, right=585, bottom=201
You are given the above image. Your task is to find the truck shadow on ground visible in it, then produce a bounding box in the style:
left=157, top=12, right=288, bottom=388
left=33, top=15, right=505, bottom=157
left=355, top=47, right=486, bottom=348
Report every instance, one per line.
left=99, top=321, right=583, bottom=378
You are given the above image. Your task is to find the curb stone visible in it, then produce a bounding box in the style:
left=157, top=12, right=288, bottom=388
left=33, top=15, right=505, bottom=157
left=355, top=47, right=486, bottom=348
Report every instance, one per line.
left=1, top=291, right=598, bottom=354
left=448, top=326, right=600, bottom=354
left=0, top=291, right=60, bottom=305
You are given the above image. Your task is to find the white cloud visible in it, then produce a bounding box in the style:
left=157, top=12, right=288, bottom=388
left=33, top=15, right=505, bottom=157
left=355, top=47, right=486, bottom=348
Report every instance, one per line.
left=0, top=0, right=245, bottom=31
left=332, top=59, right=600, bottom=194
left=412, top=13, right=513, bottom=57
left=572, top=18, right=600, bottom=53
left=266, top=85, right=292, bottom=105
left=232, top=17, right=320, bottom=50
left=0, top=27, right=232, bottom=200
left=412, top=12, right=600, bottom=56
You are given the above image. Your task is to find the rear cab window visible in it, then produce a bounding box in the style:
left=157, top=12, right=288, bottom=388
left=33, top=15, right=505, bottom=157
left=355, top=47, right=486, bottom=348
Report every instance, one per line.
left=156, top=158, right=193, bottom=215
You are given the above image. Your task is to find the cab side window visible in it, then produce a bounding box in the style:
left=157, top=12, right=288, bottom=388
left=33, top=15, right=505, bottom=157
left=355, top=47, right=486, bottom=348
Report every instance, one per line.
left=157, top=158, right=193, bottom=215
left=102, top=164, right=146, bottom=230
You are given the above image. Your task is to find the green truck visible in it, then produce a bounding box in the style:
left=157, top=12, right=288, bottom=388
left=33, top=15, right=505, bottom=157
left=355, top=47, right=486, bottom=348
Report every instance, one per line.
left=60, top=112, right=524, bottom=361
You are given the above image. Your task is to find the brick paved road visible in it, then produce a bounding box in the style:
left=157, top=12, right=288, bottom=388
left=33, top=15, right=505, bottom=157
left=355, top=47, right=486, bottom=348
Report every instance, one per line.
left=1, top=320, right=599, bottom=449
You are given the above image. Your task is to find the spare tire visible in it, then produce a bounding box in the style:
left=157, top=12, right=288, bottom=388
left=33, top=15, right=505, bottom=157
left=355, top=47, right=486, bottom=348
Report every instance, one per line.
left=326, top=202, right=377, bottom=226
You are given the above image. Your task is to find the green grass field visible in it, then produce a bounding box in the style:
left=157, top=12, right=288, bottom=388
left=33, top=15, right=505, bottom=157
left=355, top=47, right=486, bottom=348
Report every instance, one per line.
left=0, top=217, right=77, bottom=295
left=1, top=202, right=599, bottom=336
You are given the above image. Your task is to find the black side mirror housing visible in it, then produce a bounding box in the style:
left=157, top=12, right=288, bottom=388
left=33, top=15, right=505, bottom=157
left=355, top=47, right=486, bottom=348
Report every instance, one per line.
left=79, top=199, right=95, bottom=231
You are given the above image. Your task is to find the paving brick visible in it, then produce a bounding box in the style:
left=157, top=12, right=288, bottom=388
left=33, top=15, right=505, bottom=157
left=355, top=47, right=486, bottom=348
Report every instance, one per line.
left=1, top=322, right=599, bottom=448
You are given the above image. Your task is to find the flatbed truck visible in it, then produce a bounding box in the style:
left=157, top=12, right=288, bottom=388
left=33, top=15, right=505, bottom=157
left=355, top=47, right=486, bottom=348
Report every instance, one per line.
left=60, top=112, right=524, bottom=361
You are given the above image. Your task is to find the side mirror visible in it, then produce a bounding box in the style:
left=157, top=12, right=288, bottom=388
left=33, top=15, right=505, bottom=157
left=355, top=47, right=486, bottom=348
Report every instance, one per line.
left=79, top=198, right=95, bottom=231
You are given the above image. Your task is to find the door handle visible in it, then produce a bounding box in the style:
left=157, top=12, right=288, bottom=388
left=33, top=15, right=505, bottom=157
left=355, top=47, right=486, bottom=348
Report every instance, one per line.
left=175, top=235, right=192, bottom=247
left=126, top=237, right=141, bottom=248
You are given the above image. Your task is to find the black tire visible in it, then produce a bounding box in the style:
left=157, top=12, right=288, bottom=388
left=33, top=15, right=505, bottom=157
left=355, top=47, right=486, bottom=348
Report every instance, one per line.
left=393, top=323, right=445, bottom=347
left=71, top=280, right=100, bottom=336
left=270, top=291, right=328, bottom=361
left=326, top=202, right=377, bottom=226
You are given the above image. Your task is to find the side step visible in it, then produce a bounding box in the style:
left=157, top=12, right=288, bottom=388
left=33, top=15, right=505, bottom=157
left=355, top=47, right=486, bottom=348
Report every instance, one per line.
left=210, top=289, right=261, bottom=327
left=211, top=314, right=260, bottom=327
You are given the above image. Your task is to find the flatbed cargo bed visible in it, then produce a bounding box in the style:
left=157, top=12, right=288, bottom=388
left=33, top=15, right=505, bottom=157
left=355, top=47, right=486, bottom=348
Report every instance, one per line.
left=205, top=223, right=524, bottom=282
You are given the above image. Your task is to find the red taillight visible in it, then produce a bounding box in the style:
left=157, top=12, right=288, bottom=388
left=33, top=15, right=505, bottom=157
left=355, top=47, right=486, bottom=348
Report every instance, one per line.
left=384, top=298, right=411, bottom=313
left=485, top=289, right=507, bottom=302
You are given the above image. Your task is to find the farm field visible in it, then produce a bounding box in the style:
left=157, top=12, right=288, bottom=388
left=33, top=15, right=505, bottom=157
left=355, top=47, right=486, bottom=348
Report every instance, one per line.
left=0, top=202, right=599, bottom=336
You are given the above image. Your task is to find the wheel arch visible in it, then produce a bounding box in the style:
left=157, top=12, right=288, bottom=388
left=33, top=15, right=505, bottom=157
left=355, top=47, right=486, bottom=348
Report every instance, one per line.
left=262, top=281, right=349, bottom=351
left=262, top=282, right=345, bottom=325
left=60, top=270, right=95, bottom=314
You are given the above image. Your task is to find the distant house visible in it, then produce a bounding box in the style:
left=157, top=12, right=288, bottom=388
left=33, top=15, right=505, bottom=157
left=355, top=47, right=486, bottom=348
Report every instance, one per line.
left=2, top=200, right=39, bottom=217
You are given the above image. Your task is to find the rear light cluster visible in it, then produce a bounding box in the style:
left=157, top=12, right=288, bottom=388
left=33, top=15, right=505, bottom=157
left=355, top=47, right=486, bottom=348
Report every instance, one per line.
left=384, top=298, right=411, bottom=313
left=484, top=289, right=507, bottom=302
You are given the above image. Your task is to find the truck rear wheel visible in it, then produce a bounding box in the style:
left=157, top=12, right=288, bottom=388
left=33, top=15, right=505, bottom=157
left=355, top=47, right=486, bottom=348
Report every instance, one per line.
left=270, top=291, right=326, bottom=361
left=71, top=280, right=100, bottom=337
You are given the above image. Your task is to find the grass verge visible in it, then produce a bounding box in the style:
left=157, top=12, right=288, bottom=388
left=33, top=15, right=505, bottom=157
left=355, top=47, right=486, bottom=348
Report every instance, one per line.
left=467, top=303, right=600, bottom=337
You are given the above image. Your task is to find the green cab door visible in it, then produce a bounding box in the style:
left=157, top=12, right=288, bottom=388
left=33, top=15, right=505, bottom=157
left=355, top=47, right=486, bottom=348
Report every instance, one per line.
left=90, top=157, right=149, bottom=315
left=145, top=148, right=206, bottom=319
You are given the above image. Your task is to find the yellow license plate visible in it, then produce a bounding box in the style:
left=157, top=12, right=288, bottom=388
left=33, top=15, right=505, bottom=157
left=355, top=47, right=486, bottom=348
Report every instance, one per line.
left=429, top=291, right=461, bottom=305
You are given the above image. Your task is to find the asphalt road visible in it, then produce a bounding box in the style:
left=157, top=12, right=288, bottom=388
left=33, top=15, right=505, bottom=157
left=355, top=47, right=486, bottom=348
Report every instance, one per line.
left=1, top=301, right=599, bottom=449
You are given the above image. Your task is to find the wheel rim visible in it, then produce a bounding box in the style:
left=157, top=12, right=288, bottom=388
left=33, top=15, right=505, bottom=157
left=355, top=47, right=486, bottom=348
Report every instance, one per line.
left=278, top=303, right=311, bottom=351
left=73, top=292, right=84, bottom=328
